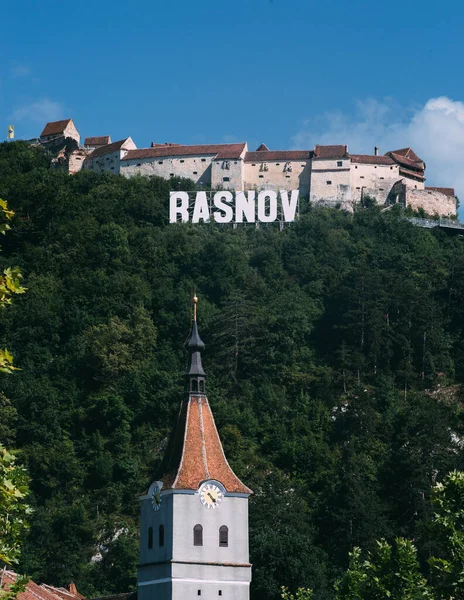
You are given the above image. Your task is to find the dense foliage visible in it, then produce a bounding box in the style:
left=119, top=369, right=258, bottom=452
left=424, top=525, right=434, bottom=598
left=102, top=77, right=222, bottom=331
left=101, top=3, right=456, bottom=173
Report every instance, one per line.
left=1, top=141, right=464, bottom=598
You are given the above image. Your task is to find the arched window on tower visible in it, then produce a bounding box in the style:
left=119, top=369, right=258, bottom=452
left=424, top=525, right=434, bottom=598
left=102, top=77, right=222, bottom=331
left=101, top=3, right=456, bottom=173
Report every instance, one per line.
left=159, top=524, right=164, bottom=547
left=199, top=380, right=205, bottom=392
left=194, top=524, right=203, bottom=546
left=219, top=525, right=228, bottom=547
left=192, top=380, right=198, bottom=392
left=148, top=527, right=153, bottom=549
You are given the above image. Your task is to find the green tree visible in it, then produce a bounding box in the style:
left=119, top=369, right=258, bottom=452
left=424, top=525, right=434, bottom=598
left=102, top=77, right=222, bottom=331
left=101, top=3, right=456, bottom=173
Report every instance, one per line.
left=428, top=471, right=464, bottom=599
left=335, top=539, right=432, bottom=600
left=0, top=445, right=30, bottom=566
left=281, top=586, right=313, bottom=600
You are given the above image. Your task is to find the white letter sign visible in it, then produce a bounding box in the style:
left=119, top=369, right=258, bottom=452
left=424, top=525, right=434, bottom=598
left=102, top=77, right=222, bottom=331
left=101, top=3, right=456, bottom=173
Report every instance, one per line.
left=170, top=190, right=299, bottom=224
left=170, top=192, right=189, bottom=223
left=213, top=191, right=234, bottom=223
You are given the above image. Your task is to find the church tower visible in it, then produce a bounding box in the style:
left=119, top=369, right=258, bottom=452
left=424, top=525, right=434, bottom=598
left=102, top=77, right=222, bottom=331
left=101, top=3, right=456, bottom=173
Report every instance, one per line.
left=138, top=296, right=252, bottom=600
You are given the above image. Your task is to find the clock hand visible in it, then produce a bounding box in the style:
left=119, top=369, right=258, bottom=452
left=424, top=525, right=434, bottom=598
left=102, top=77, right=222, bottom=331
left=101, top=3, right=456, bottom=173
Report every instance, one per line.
left=207, top=492, right=217, bottom=503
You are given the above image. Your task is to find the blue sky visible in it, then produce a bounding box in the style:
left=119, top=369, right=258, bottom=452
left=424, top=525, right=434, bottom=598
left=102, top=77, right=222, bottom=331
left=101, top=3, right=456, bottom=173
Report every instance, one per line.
left=2, top=0, right=464, bottom=199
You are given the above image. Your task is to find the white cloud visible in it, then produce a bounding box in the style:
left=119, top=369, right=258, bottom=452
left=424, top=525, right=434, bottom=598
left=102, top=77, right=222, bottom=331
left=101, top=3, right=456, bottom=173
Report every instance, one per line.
left=10, top=98, right=64, bottom=125
left=292, top=96, right=464, bottom=202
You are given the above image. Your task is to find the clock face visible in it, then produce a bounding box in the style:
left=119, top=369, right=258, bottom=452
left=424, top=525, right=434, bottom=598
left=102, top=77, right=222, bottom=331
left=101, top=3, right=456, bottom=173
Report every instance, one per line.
left=150, top=483, right=162, bottom=511
left=199, top=482, right=224, bottom=509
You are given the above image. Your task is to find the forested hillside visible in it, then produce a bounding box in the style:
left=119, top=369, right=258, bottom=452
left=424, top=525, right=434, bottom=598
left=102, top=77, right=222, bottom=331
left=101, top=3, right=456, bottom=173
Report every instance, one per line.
left=1, top=141, right=464, bottom=599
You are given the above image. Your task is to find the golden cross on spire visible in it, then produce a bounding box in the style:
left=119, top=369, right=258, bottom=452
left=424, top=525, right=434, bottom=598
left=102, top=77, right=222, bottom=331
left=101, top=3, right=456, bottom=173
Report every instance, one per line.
left=192, top=292, right=198, bottom=322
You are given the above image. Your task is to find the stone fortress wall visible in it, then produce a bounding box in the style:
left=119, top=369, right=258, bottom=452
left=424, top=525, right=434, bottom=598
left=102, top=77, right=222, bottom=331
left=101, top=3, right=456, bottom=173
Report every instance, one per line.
left=37, top=119, right=458, bottom=218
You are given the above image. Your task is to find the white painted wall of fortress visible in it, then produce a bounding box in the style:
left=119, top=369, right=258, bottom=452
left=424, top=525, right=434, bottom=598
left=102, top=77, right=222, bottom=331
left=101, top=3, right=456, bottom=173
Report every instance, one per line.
left=122, top=155, right=314, bottom=197
left=243, top=160, right=311, bottom=195
left=122, top=155, right=214, bottom=186
left=351, top=163, right=401, bottom=204
left=310, top=157, right=351, bottom=208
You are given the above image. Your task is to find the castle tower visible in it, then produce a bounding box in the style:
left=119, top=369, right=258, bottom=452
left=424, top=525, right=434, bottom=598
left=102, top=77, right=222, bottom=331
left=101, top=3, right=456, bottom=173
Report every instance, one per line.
left=138, top=296, right=252, bottom=600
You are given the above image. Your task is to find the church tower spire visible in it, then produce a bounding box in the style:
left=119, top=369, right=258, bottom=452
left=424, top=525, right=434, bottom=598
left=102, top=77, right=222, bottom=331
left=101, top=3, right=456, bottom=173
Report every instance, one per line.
left=138, top=295, right=252, bottom=600
left=185, top=294, right=206, bottom=394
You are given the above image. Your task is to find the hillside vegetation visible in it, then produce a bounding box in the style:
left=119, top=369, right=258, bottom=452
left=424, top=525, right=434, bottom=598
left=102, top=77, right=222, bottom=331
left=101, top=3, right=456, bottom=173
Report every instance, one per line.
left=1, top=141, right=464, bottom=598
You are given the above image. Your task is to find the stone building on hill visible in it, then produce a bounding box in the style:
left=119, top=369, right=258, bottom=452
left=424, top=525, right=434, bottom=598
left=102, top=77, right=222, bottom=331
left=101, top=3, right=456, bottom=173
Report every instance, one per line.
left=83, top=136, right=111, bottom=150
left=83, top=138, right=137, bottom=174
left=37, top=119, right=458, bottom=217
left=40, top=119, right=80, bottom=146
left=120, top=143, right=248, bottom=189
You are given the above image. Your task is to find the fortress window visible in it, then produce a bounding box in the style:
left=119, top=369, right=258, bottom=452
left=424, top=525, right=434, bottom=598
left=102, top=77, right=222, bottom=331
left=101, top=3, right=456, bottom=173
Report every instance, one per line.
left=276, top=163, right=280, bottom=166
left=159, top=524, right=164, bottom=547
left=286, top=175, right=291, bottom=178
left=180, top=159, right=184, bottom=163
left=158, top=161, right=163, bottom=164
left=223, top=177, right=230, bottom=182
left=380, top=177, right=384, bottom=179
left=219, top=592, right=222, bottom=596
left=194, top=525, right=203, bottom=546
left=170, top=173, right=174, bottom=177
left=199, top=381, right=205, bottom=392
left=192, top=380, right=198, bottom=392
left=259, top=175, right=264, bottom=178
left=379, top=188, right=384, bottom=191
left=337, top=161, right=343, bottom=167
left=234, top=161, right=238, bottom=164
left=201, top=158, right=206, bottom=162
left=360, top=176, right=365, bottom=179
left=252, top=163, right=256, bottom=166
left=148, top=527, right=153, bottom=549
left=356, top=187, right=360, bottom=190
left=137, top=163, right=142, bottom=166
left=198, top=592, right=201, bottom=596
left=219, top=525, right=229, bottom=547
left=355, top=166, right=358, bottom=169
left=193, top=171, right=198, bottom=175
left=390, top=166, right=393, bottom=170
left=326, top=181, right=332, bottom=185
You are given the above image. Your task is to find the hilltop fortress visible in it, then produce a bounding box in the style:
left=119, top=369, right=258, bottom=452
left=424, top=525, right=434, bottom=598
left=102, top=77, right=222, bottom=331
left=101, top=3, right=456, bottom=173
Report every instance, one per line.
left=37, top=118, right=457, bottom=217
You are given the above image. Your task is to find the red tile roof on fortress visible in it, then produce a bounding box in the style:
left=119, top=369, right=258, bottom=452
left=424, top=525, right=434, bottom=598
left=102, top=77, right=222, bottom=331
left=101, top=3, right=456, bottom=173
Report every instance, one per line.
left=313, top=144, right=348, bottom=159
left=398, top=167, right=426, bottom=180
left=122, top=143, right=246, bottom=161
left=40, top=119, right=72, bottom=137
left=390, top=147, right=422, bottom=162
left=245, top=150, right=310, bottom=161
left=84, top=136, right=111, bottom=146
left=161, top=395, right=251, bottom=494
left=426, top=186, right=456, bottom=197
left=87, top=139, right=131, bottom=159
left=351, top=154, right=395, bottom=165
left=386, top=149, right=425, bottom=171
left=1, top=570, right=84, bottom=600
left=389, top=153, right=424, bottom=170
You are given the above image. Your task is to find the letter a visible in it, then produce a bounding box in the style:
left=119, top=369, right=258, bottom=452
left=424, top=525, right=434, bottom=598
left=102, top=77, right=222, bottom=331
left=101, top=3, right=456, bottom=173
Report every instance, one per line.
left=192, top=192, right=210, bottom=223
